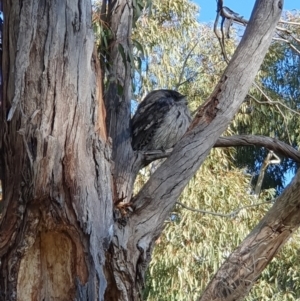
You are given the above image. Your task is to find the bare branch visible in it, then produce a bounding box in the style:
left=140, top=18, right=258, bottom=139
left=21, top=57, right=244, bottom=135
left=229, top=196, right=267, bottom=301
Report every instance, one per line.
left=252, top=82, right=300, bottom=117
left=214, top=0, right=229, bottom=63
left=214, top=2, right=248, bottom=62
left=254, top=151, right=280, bottom=197
left=272, top=37, right=300, bottom=55
left=175, top=43, right=199, bottom=89
left=278, top=19, right=300, bottom=26
left=214, top=4, right=300, bottom=61
left=140, top=134, right=300, bottom=166
left=215, top=135, right=300, bottom=163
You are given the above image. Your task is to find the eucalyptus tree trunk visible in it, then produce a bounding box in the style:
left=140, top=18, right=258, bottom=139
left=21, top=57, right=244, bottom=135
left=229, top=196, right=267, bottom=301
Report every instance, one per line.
left=1, top=0, right=298, bottom=301
left=0, top=1, right=112, bottom=300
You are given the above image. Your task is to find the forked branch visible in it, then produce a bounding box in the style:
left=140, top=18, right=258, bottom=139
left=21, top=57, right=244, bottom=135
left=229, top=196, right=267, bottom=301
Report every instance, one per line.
left=132, top=0, right=282, bottom=226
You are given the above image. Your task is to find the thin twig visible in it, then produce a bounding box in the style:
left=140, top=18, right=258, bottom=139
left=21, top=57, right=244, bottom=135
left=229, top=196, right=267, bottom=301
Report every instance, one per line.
left=176, top=73, right=199, bottom=88
left=176, top=200, right=272, bottom=218
left=214, top=0, right=229, bottom=63
left=253, top=82, right=294, bottom=145
left=252, top=82, right=300, bottom=117
left=275, top=104, right=292, bottom=144
left=278, top=20, right=300, bottom=26
left=272, top=37, right=300, bottom=55
left=251, top=90, right=293, bottom=145
left=176, top=43, right=199, bottom=89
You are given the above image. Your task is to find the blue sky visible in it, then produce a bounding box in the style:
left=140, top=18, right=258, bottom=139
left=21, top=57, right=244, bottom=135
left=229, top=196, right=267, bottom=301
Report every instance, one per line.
left=194, top=0, right=299, bottom=22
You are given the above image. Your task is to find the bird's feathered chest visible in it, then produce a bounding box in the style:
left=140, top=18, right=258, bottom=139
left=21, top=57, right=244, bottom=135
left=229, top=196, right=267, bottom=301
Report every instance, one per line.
left=131, top=92, right=191, bottom=151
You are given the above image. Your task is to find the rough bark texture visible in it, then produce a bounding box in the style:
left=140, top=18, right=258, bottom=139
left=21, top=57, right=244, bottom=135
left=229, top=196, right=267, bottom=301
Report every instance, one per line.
left=1, top=0, right=298, bottom=301
left=0, top=1, right=112, bottom=300
left=103, top=0, right=139, bottom=204
left=103, top=0, right=285, bottom=300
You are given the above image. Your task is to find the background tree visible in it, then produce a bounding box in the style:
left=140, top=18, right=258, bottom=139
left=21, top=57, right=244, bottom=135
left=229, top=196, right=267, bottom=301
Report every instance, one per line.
left=0, top=1, right=299, bottom=301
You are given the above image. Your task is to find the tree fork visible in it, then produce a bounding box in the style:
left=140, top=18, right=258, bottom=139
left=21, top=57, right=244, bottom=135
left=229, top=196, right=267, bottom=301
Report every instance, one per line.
left=127, top=0, right=285, bottom=300
left=104, top=0, right=286, bottom=300
left=0, top=0, right=295, bottom=301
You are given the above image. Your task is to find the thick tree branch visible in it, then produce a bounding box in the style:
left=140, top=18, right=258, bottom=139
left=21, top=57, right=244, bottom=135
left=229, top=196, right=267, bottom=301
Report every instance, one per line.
left=140, top=134, right=300, bottom=165
left=103, top=0, right=136, bottom=202
left=128, top=0, right=283, bottom=296
left=215, top=135, right=300, bottom=163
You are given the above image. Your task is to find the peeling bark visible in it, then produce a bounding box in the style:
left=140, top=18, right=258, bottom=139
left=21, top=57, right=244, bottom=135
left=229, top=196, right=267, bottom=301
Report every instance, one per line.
left=103, top=0, right=138, bottom=203
left=0, top=1, right=112, bottom=300
left=1, top=0, right=297, bottom=301
left=17, top=231, right=87, bottom=301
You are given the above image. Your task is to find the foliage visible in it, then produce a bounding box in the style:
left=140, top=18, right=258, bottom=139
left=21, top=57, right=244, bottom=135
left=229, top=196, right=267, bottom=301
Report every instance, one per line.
left=232, top=12, right=300, bottom=193
left=132, top=0, right=198, bottom=93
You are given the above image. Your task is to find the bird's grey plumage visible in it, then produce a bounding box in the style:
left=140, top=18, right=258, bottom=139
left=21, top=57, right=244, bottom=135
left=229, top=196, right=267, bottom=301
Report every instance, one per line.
left=131, top=89, right=191, bottom=151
